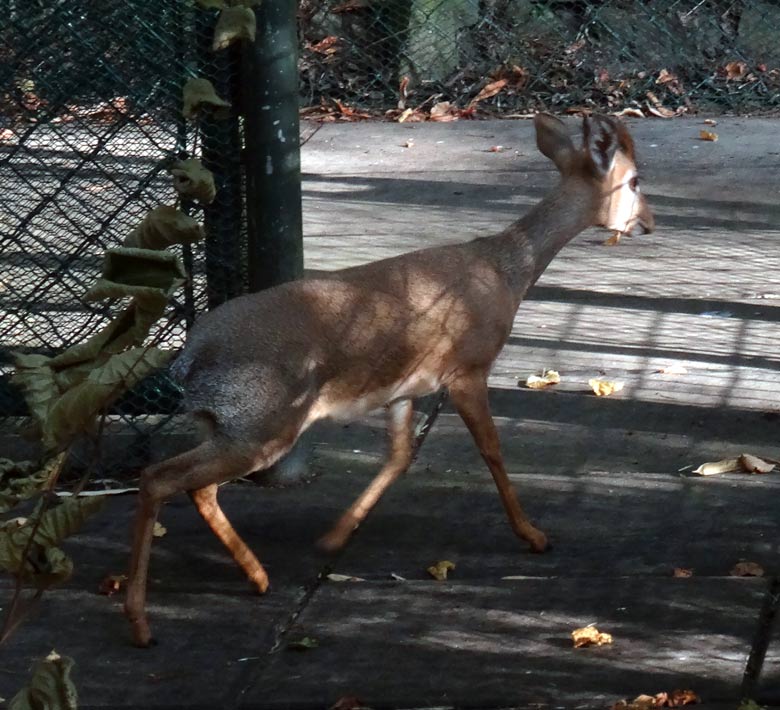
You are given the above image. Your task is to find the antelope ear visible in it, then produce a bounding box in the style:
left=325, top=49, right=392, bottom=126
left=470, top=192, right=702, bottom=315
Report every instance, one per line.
left=534, top=113, right=576, bottom=174
left=583, top=115, right=619, bottom=177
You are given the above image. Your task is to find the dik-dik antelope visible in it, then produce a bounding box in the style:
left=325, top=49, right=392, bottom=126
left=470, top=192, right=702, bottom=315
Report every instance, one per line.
left=125, top=113, right=654, bottom=646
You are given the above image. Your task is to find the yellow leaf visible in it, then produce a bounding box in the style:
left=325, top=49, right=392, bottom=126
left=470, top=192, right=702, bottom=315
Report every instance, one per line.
left=730, top=561, right=764, bottom=577
left=588, top=379, right=624, bottom=397
left=124, top=206, right=205, bottom=249
left=153, top=522, right=167, bottom=538
left=427, top=560, right=455, bottom=581
left=182, top=78, right=230, bottom=120
left=699, top=130, right=718, bottom=142
left=168, top=159, right=217, bottom=205
left=397, top=108, right=414, bottom=123
left=212, top=6, right=256, bottom=51
left=524, top=370, right=560, bottom=389
left=571, top=625, right=613, bottom=648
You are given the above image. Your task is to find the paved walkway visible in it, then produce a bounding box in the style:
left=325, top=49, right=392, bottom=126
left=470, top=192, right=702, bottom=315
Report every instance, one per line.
left=2, top=117, right=779, bottom=708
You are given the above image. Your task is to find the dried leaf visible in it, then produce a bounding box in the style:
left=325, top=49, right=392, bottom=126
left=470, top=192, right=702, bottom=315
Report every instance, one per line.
left=488, top=145, right=504, bottom=153
left=657, top=364, right=688, bottom=375
left=0, top=459, right=48, bottom=514
left=673, top=567, right=693, bottom=578
left=182, top=78, right=230, bottom=120
left=724, top=61, right=748, bottom=81
left=168, top=159, right=217, bottom=205
left=0, top=496, right=104, bottom=587
left=326, top=573, right=365, bottom=582
left=703, top=118, right=717, bottom=126
left=401, top=139, right=414, bottom=148
left=469, top=79, right=508, bottom=107
left=589, top=379, right=624, bottom=397
left=524, top=370, right=560, bottom=390
left=668, top=689, right=701, bottom=706
left=604, top=232, right=622, bottom=246
left=397, top=108, right=414, bottom=123
left=287, top=636, right=319, bottom=651
left=612, top=108, right=645, bottom=118
left=389, top=572, right=406, bottom=581
left=310, top=35, right=340, bottom=55
left=429, top=101, right=458, bottom=122
left=153, top=522, right=167, bottom=538
left=572, top=625, right=613, bottom=648
left=212, top=6, right=256, bottom=50
left=699, top=130, right=718, bottom=142
left=427, top=560, right=455, bottom=581
left=124, top=206, right=205, bottom=249
left=693, top=458, right=740, bottom=476
left=645, top=91, right=678, bottom=118
left=98, top=573, right=127, bottom=596
left=730, top=561, right=765, bottom=577
left=8, top=650, right=78, bottom=710
left=738, top=454, right=775, bottom=474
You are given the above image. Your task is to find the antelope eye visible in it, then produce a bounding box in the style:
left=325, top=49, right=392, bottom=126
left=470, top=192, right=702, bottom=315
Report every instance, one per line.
left=629, top=176, right=640, bottom=191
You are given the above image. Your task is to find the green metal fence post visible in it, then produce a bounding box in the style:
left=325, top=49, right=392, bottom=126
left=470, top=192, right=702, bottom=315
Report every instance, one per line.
left=241, top=0, right=303, bottom=291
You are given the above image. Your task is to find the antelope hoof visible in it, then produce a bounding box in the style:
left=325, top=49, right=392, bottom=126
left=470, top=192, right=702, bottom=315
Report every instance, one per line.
left=527, top=529, right=549, bottom=553
left=130, top=619, right=155, bottom=648
left=249, top=573, right=270, bottom=595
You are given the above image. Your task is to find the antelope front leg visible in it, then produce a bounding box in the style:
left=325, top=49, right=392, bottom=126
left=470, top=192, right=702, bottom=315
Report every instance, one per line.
left=318, top=399, right=414, bottom=551
left=448, top=373, right=548, bottom=553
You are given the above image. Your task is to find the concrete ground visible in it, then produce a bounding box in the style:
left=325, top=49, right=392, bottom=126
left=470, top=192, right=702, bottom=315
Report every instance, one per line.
left=1, top=117, right=779, bottom=709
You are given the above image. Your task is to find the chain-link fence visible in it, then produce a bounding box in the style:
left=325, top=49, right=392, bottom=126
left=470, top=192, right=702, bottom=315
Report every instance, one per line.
left=300, top=0, right=780, bottom=116
left=0, top=1, right=247, bottom=463
left=3, top=0, right=780, bottom=470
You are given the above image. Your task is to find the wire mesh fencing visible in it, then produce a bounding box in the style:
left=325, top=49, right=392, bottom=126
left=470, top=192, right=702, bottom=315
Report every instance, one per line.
left=0, top=1, right=247, bottom=464
left=3, top=0, right=780, bottom=471
left=300, top=0, right=780, bottom=116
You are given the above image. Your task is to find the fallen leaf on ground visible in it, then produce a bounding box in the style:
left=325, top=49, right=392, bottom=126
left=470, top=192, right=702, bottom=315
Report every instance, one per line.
left=427, top=560, right=455, bottom=581
left=730, top=561, right=764, bottom=577
left=396, top=108, right=414, bottom=123
left=724, top=61, right=748, bottom=81
left=612, top=690, right=700, bottom=709
left=153, top=522, right=167, bottom=537
left=401, top=139, right=414, bottom=148
left=572, top=625, right=613, bottom=648
left=699, top=130, right=718, bottom=142
left=612, top=108, right=645, bottom=118
left=468, top=79, right=508, bottom=107
left=703, top=118, right=717, bottom=126
left=309, top=36, right=340, bottom=55
left=693, top=457, right=740, bottom=475
left=646, top=91, right=680, bottom=118
left=657, top=364, right=688, bottom=375
left=524, top=370, right=560, bottom=390
left=98, top=573, right=127, bottom=596
left=673, top=567, right=693, bottom=578
left=287, top=636, right=319, bottom=651
left=694, top=454, right=775, bottom=476
left=389, top=572, right=406, bottom=581
left=604, top=231, right=622, bottom=246
left=488, top=145, right=504, bottom=152
left=326, top=573, right=365, bottom=583
left=589, top=379, right=624, bottom=397
left=738, top=453, right=775, bottom=474
left=429, top=101, right=458, bottom=121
